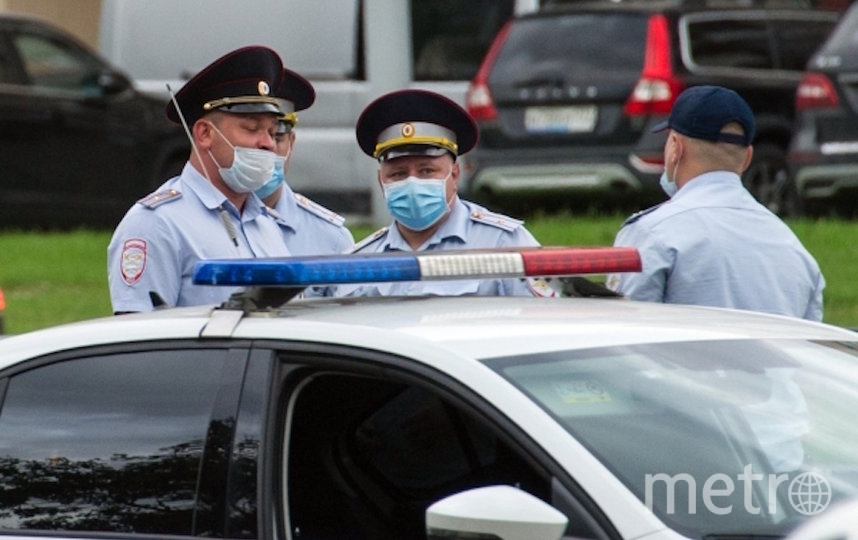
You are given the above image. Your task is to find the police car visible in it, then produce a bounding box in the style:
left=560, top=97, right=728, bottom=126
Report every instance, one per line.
left=0, top=248, right=857, bottom=540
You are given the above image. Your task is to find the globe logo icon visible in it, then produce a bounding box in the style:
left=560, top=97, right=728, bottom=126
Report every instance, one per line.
left=788, top=472, right=831, bottom=515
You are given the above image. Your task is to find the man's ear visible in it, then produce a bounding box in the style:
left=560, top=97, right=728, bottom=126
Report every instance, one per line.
left=450, top=159, right=460, bottom=189
left=193, top=119, right=214, bottom=149
left=740, top=146, right=754, bottom=174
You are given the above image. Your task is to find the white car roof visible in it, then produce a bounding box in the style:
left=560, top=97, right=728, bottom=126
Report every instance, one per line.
left=1, top=295, right=853, bottom=368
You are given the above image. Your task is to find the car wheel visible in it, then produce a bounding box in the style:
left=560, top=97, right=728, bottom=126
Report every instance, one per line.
left=742, top=142, right=800, bottom=217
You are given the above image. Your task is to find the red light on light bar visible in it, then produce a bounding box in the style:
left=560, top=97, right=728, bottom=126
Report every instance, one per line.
left=521, top=247, right=641, bottom=276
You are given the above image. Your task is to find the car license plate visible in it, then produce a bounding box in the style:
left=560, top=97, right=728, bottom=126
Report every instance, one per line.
left=524, top=106, right=598, bottom=133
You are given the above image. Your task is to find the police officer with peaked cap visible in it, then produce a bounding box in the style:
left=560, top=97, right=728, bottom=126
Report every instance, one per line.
left=606, top=85, right=825, bottom=320
left=254, top=68, right=354, bottom=258
left=335, top=88, right=552, bottom=297
left=108, top=45, right=292, bottom=313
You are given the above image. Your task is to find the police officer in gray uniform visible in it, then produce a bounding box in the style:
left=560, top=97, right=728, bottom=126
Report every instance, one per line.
left=606, top=85, right=825, bottom=321
left=253, top=68, right=353, bottom=256
left=336, top=89, right=551, bottom=297
left=108, top=46, right=291, bottom=313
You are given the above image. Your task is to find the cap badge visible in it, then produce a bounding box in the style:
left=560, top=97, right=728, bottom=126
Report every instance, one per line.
left=401, top=123, right=415, bottom=138
left=257, top=80, right=270, bottom=96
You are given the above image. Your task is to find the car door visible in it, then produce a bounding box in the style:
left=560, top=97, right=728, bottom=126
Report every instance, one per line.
left=267, top=343, right=617, bottom=540
left=0, top=18, right=157, bottom=228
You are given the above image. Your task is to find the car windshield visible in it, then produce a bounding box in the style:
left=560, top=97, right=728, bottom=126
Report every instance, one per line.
left=485, top=339, right=858, bottom=538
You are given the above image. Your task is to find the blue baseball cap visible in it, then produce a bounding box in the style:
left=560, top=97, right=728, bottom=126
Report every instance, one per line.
left=651, top=85, right=755, bottom=146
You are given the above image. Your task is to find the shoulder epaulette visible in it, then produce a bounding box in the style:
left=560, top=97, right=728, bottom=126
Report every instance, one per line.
left=468, top=208, right=523, bottom=232
left=294, top=193, right=345, bottom=226
left=137, top=188, right=182, bottom=209
left=352, top=227, right=388, bottom=253
left=621, top=203, right=663, bottom=227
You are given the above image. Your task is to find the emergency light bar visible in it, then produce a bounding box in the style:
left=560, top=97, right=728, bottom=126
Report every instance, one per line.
left=192, top=247, right=641, bottom=287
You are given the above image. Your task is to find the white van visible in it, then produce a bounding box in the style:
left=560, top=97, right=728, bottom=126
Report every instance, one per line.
left=98, top=0, right=538, bottom=223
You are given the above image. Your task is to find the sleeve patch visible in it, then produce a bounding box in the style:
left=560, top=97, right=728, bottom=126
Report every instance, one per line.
left=137, top=189, right=182, bottom=209
left=120, top=238, right=147, bottom=285
left=294, top=193, right=345, bottom=225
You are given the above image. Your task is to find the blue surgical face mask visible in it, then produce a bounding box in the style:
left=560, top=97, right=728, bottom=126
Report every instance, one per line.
left=255, top=157, right=286, bottom=200
left=383, top=172, right=451, bottom=231
left=660, top=139, right=684, bottom=198
left=659, top=171, right=678, bottom=198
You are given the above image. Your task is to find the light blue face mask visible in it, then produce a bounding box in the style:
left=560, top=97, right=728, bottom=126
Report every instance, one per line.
left=659, top=171, right=678, bottom=198
left=383, top=174, right=451, bottom=231
left=255, top=159, right=285, bottom=200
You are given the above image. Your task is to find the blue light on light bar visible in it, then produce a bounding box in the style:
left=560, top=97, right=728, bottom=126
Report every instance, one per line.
left=193, top=253, right=420, bottom=286
left=192, top=247, right=641, bottom=287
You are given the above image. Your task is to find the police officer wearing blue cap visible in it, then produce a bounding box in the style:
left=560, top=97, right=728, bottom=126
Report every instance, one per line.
left=336, top=89, right=552, bottom=297
left=254, top=69, right=353, bottom=258
left=108, top=46, right=292, bottom=313
left=607, top=85, right=825, bottom=320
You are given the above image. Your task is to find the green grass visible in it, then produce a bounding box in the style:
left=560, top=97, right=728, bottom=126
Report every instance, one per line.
left=0, top=215, right=854, bottom=335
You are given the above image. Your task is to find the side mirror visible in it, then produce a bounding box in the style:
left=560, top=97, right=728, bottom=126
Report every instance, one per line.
left=97, top=70, right=131, bottom=95
left=426, top=485, right=568, bottom=540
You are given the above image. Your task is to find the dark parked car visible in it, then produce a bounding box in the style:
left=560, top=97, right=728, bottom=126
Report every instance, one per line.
left=461, top=0, right=838, bottom=215
left=788, top=2, right=858, bottom=216
left=0, top=13, right=189, bottom=229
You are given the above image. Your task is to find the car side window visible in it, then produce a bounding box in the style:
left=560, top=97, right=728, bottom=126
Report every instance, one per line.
left=0, top=349, right=231, bottom=534
left=411, top=0, right=514, bottom=81
left=774, top=19, right=836, bottom=71
left=11, top=32, right=100, bottom=94
left=283, top=370, right=599, bottom=540
left=686, top=18, right=774, bottom=70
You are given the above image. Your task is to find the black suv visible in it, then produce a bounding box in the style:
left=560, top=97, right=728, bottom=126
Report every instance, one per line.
left=0, top=13, right=189, bottom=229
left=788, top=2, right=858, bottom=216
left=461, top=0, right=838, bottom=215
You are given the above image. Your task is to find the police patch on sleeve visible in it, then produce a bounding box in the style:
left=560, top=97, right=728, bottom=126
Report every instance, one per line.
left=120, top=238, right=147, bottom=285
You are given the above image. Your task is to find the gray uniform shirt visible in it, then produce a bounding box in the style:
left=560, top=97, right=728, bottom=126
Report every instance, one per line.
left=335, top=198, right=548, bottom=297
left=607, top=171, right=825, bottom=321
left=108, top=163, right=289, bottom=312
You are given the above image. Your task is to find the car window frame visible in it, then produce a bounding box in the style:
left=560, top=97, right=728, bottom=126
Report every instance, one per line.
left=3, top=19, right=121, bottom=100
left=262, top=341, right=619, bottom=540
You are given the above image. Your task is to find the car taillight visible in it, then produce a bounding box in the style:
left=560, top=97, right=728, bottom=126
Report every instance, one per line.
left=466, top=21, right=512, bottom=121
left=624, top=14, right=683, bottom=117
left=795, top=72, right=840, bottom=110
